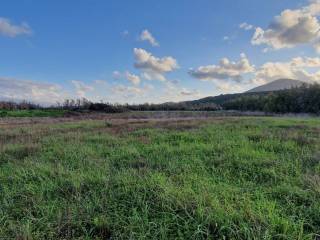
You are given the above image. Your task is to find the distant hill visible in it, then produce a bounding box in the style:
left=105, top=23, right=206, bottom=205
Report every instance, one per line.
left=247, top=79, right=305, bottom=93
left=182, top=91, right=272, bottom=107
left=183, top=79, right=308, bottom=107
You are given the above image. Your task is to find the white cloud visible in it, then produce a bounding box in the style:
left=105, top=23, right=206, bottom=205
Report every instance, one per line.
left=214, top=81, right=249, bottom=92
left=313, top=40, right=320, bottom=52
left=71, top=80, right=94, bottom=98
left=180, top=88, right=200, bottom=96
left=125, top=71, right=141, bottom=85
left=112, top=71, right=141, bottom=85
left=223, top=36, right=230, bottom=41
left=112, top=84, right=142, bottom=95
left=239, top=22, right=254, bottom=30
left=189, top=53, right=255, bottom=82
left=290, top=56, right=320, bottom=67
left=189, top=54, right=320, bottom=94
left=94, top=79, right=108, bottom=85
left=251, top=1, right=320, bottom=51
left=134, top=48, right=178, bottom=72
left=0, top=77, right=64, bottom=104
left=0, top=17, right=32, bottom=37
left=158, top=81, right=208, bottom=102
left=253, top=56, right=320, bottom=84
left=111, top=83, right=154, bottom=99
left=141, top=71, right=167, bottom=82
left=112, top=71, right=122, bottom=79
left=139, top=29, right=159, bottom=46
left=133, top=48, right=179, bottom=81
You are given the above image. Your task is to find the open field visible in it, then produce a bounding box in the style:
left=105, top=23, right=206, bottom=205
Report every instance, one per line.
left=0, top=113, right=320, bottom=239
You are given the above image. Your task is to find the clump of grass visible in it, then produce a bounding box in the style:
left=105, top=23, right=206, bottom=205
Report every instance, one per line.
left=0, top=116, right=320, bottom=239
left=105, top=121, right=113, bottom=128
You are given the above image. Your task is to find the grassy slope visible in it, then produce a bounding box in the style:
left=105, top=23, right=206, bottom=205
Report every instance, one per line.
left=0, top=117, right=319, bottom=239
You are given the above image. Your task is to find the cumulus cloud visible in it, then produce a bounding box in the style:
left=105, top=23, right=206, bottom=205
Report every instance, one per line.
left=253, top=56, right=320, bottom=84
left=134, top=48, right=178, bottom=72
left=111, top=83, right=154, bottom=98
left=0, top=77, right=63, bottom=104
left=112, top=85, right=142, bottom=95
left=0, top=17, right=32, bottom=37
left=112, top=71, right=141, bottom=85
left=94, top=79, right=108, bottom=85
left=189, top=54, right=320, bottom=93
left=215, top=81, right=249, bottom=92
left=251, top=1, right=320, bottom=51
left=239, top=22, right=254, bottom=30
left=125, top=71, right=141, bottom=85
left=71, top=80, right=94, bottom=98
left=133, top=48, right=179, bottom=81
left=180, top=88, right=200, bottom=96
left=313, top=40, right=320, bottom=52
left=189, top=53, right=255, bottom=82
left=112, top=71, right=122, bottom=79
left=141, top=71, right=167, bottom=82
left=139, top=29, right=159, bottom=46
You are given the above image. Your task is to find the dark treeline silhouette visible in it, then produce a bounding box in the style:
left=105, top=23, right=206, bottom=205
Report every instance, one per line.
left=0, top=98, right=221, bottom=113
left=126, top=102, right=221, bottom=111
left=223, top=84, right=320, bottom=114
left=56, top=99, right=127, bottom=113
left=0, top=101, right=41, bottom=110
left=68, top=98, right=221, bottom=111
left=56, top=98, right=221, bottom=112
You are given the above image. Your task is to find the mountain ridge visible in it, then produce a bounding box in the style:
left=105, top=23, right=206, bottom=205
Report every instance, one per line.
left=246, top=79, right=306, bottom=93
left=181, top=79, right=309, bottom=107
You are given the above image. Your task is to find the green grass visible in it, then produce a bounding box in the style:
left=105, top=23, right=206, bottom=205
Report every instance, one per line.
left=0, top=117, right=319, bottom=239
left=0, top=109, right=66, bottom=117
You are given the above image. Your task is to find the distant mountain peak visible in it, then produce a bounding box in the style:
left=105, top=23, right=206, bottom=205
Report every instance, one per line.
left=247, top=79, right=306, bottom=93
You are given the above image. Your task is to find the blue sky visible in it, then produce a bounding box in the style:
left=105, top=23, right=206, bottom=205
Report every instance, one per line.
left=1, top=0, right=320, bottom=104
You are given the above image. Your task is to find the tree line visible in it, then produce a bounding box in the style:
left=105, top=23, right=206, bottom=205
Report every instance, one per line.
left=1, top=84, right=319, bottom=114
left=0, top=98, right=221, bottom=112
left=223, top=84, right=320, bottom=114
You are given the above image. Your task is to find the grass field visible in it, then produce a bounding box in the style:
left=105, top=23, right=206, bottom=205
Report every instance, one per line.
left=0, top=115, right=319, bottom=239
left=0, top=109, right=66, bottom=118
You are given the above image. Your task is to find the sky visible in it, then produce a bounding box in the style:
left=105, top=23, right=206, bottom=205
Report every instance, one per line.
left=1, top=0, right=320, bottom=104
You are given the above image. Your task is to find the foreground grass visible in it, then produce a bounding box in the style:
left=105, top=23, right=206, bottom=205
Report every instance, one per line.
left=0, top=117, right=319, bottom=239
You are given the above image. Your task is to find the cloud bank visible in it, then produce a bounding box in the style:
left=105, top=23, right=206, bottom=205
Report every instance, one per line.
left=0, top=77, right=63, bottom=104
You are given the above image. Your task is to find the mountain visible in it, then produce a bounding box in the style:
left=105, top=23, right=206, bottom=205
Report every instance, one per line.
left=182, top=79, right=307, bottom=107
left=179, top=79, right=310, bottom=109
left=183, top=91, right=271, bottom=107
left=247, top=79, right=306, bottom=93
